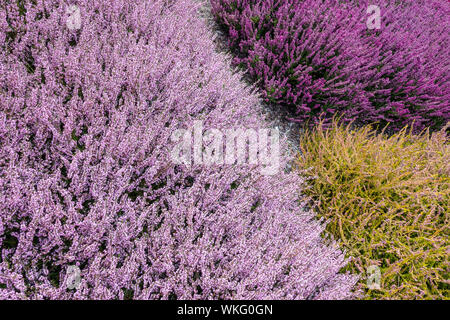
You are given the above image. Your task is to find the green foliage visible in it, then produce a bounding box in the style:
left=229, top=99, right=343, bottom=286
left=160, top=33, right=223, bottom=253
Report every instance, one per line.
left=297, top=119, right=450, bottom=299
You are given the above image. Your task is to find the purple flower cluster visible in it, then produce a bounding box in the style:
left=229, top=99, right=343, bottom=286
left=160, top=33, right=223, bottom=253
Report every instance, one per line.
left=211, top=0, right=450, bottom=130
left=0, top=0, right=357, bottom=299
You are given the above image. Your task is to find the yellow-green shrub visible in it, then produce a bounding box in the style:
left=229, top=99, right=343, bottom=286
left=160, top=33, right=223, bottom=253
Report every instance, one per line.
left=297, top=120, right=449, bottom=299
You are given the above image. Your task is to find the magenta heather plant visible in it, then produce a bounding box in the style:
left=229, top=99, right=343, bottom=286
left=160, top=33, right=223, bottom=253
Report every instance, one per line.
left=210, top=0, right=450, bottom=131
left=0, top=0, right=358, bottom=299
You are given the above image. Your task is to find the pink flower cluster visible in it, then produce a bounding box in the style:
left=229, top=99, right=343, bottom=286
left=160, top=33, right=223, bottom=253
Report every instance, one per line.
left=211, top=0, right=449, bottom=130
left=0, top=0, right=357, bottom=299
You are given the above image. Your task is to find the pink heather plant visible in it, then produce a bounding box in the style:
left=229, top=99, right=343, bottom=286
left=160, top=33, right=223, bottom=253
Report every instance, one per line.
left=0, top=0, right=358, bottom=299
left=210, top=0, right=450, bottom=131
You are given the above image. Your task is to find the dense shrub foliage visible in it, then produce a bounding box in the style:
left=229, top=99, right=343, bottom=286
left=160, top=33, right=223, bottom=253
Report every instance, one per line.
left=211, top=0, right=450, bottom=131
left=0, top=0, right=358, bottom=299
left=297, top=120, right=449, bottom=299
